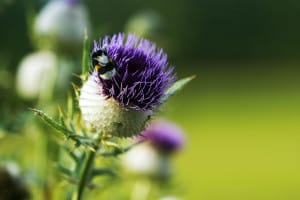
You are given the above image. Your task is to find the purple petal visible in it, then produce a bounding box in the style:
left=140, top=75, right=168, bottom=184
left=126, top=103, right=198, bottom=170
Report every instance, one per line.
left=139, top=120, right=185, bottom=154
left=91, top=33, right=176, bottom=111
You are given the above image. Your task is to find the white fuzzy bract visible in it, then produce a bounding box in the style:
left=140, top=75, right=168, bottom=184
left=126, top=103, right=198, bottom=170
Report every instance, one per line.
left=79, top=75, right=149, bottom=137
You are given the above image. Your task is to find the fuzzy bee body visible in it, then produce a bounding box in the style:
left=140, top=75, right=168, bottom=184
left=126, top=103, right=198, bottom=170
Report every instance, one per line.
left=92, top=48, right=117, bottom=80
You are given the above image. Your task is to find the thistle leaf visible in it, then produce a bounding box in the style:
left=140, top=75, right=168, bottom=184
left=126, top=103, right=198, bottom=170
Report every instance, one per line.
left=63, top=146, right=81, bottom=163
left=67, top=135, right=97, bottom=149
left=30, top=108, right=98, bottom=149
left=162, top=75, right=196, bottom=102
left=98, top=142, right=141, bottom=157
left=56, top=163, right=73, bottom=177
left=30, top=108, right=73, bottom=137
left=57, top=106, right=65, bottom=125
left=91, top=168, right=116, bottom=177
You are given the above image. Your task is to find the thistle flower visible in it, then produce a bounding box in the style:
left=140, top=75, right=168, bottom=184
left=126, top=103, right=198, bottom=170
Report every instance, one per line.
left=16, top=51, right=57, bottom=100
left=34, top=0, right=90, bottom=54
left=139, top=120, right=185, bottom=154
left=79, top=33, right=176, bottom=137
left=16, top=51, right=76, bottom=101
left=122, top=120, right=185, bottom=178
left=122, top=143, right=171, bottom=179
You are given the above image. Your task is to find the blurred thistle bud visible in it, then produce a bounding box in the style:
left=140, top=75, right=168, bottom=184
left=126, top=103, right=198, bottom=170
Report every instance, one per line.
left=33, top=0, right=91, bottom=55
left=124, top=10, right=163, bottom=38
left=122, top=143, right=171, bottom=179
left=139, top=120, right=185, bottom=154
left=16, top=51, right=57, bottom=101
left=122, top=120, right=185, bottom=179
left=0, top=163, right=30, bottom=200
left=79, top=33, right=176, bottom=137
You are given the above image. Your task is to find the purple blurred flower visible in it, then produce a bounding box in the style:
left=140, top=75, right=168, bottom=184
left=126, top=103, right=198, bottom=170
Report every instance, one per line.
left=140, top=120, right=185, bottom=154
left=122, top=120, right=185, bottom=178
left=92, top=33, right=176, bottom=111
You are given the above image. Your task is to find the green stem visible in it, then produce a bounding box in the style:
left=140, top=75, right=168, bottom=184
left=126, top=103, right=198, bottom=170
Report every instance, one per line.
left=76, top=148, right=97, bottom=200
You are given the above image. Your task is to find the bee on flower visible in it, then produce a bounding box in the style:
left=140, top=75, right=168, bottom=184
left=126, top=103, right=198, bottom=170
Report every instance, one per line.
left=79, top=33, right=176, bottom=137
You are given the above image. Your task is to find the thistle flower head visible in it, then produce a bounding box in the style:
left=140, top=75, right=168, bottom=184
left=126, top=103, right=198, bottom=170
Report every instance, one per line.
left=139, top=120, right=185, bottom=154
left=121, top=120, right=185, bottom=178
left=80, top=33, right=176, bottom=137
left=122, top=143, right=171, bottom=179
left=91, top=33, right=176, bottom=111
left=16, top=51, right=57, bottom=100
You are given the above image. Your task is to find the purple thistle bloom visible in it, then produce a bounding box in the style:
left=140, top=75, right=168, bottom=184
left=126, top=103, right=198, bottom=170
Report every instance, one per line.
left=80, top=33, right=176, bottom=137
left=140, top=120, right=185, bottom=154
left=91, top=33, right=176, bottom=111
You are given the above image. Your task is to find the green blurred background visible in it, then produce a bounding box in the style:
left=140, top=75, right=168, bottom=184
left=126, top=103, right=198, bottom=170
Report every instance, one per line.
left=0, top=0, right=300, bottom=199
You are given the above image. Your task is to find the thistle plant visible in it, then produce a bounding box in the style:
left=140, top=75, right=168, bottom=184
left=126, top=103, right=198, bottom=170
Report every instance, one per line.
left=123, top=120, right=185, bottom=200
left=31, top=32, right=193, bottom=199
left=123, top=120, right=185, bottom=179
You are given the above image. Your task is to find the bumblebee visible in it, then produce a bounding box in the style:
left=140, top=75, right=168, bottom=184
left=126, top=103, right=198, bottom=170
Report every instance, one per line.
left=92, top=47, right=117, bottom=80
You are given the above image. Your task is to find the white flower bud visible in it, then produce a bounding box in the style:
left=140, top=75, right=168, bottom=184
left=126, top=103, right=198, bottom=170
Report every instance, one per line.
left=34, top=0, right=90, bottom=53
left=16, top=51, right=57, bottom=100
left=122, top=143, right=171, bottom=178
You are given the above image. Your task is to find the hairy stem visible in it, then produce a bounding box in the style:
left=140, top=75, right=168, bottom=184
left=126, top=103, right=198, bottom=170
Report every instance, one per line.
left=76, top=146, right=98, bottom=200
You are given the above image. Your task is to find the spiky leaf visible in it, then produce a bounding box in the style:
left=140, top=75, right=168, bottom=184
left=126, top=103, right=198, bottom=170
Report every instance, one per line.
left=30, top=108, right=73, bottom=137
left=162, top=75, right=195, bottom=102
